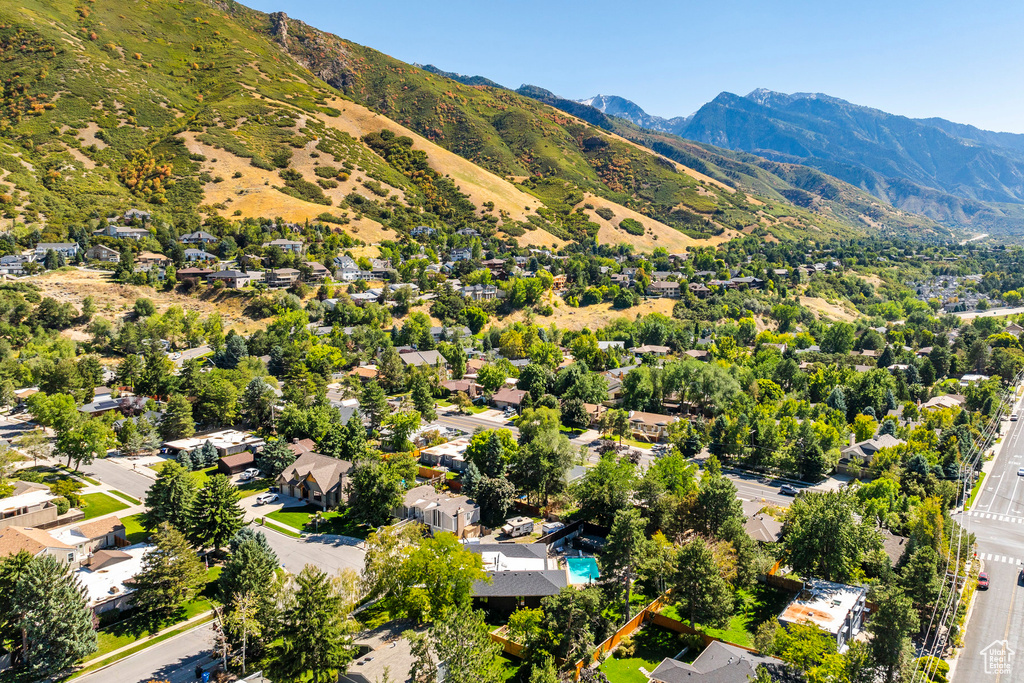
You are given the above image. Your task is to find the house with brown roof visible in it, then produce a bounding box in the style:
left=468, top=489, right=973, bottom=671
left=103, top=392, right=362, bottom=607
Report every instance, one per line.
left=397, top=484, right=480, bottom=538
left=628, top=410, right=679, bottom=443
left=349, top=365, right=379, bottom=382
left=266, top=268, right=301, bottom=288
left=633, top=344, right=671, bottom=356
left=0, top=526, right=78, bottom=565
left=277, top=451, right=355, bottom=509
left=52, top=516, right=127, bottom=556
left=0, top=482, right=61, bottom=530
left=441, top=379, right=482, bottom=398
left=648, top=280, right=681, bottom=298
left=218, top=452, right=256, bottom=475
left=137, top=252, right=171, bottom=267
left=491, top=386, right=527, bottom=411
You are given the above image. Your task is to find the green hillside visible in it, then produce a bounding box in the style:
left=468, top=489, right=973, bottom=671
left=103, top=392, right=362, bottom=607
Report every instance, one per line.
left=250, top=9, right=951, bottom=242
left=0, top=0, right=950, bottom=249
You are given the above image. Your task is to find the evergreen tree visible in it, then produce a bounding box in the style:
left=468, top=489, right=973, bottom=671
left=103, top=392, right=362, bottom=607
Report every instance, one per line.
left=220, top=532, right=280, bottom=655
left=868, top=587, right=918, bottom=683
left=13, top=555, right=97, bottom=677
left=825, top=386, right=847, bottom=415
left=411, top=374, right=437, bottom=422
left=360, top=381, right=390, bottom=434
left=257, top=439, right=296, bottom=479
left=142, top=461, right=198, bottom=533
left=160, top=394, right=195, bottom=441
left=190, top=474, right=245, bottom=551
left=130, top=523, right=206, bottom=625
left=462, top=461, right=482, bottom=497
left=377, top=346, right=406, bottom=394
left=673, top=537, right=734, bottom=628
left=241, top=376, right=277, bottom=432
left=218, top=332, right=248, bottom=370
left=0, top=551, right=32, bottom=657
left=268, top=565, right=355, bottom=683
left=200, top=440, right=219, bottom=468
left=0, top=379, right=15, bottom=409
left=176, top=446, right=194, bottom=470
left=877, top=346, right=895, bottom=369
left=475, top=477, right=516, bottom=528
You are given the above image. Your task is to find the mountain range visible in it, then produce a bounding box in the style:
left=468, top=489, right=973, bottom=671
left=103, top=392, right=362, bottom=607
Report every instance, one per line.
left=583, top=89, right=1024, bottom=234
left=0, top=0, right=952, bottom=250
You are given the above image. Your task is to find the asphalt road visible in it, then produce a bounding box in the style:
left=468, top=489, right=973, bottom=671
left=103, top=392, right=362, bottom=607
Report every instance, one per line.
left=955, top=409, right=1024, bottom=683
left=76, top=623, right=216, bottom=683
left=79, top=457, right=156, bottom=500
left=261, top=525, right=365, bottom=575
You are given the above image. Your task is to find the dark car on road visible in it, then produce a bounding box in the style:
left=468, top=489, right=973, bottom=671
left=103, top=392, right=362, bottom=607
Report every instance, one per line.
left=779, top=484, right=799, bottom=496
left=978, top=572, right=989, bottom=590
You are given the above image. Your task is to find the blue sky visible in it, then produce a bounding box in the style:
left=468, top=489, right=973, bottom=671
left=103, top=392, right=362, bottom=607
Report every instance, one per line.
left=246, top=0, right=1024, bottom=133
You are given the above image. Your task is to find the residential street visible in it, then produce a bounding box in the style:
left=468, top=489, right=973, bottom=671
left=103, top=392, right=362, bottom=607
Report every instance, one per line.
left=76, top=623, right=216, bottom=683
left=261, top=525, right=366, bottom=575
left=955, top=403, right=1024, bottom=683
left=78, top=456, right=156, bottom=501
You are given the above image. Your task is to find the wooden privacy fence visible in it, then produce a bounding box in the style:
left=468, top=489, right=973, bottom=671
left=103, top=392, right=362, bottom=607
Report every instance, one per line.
left=570, top=592, right=672, bottom=678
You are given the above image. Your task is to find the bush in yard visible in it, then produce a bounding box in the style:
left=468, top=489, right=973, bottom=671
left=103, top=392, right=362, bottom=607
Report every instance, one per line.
left=614, top=635, right=636, bottom=658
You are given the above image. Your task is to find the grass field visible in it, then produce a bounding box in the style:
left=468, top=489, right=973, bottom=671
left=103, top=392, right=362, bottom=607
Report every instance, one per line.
left=967, top=471, right=987, bottom=510
left=80, top=492, right=130, bottom=520
left=107, top=489, right=142, bottom=505
left=266, top=504, right=369, bottom=539
left=659, top=584, right=791, bottom=649
left=120, top=513, right=150, bottom=545
left=599, top=626, right=689, bottom=683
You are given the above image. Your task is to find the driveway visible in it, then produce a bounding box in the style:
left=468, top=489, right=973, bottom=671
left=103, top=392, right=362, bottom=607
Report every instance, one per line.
left=79, top=457, right=156, bottom=501
left=260, top=525, right=365, bottom=575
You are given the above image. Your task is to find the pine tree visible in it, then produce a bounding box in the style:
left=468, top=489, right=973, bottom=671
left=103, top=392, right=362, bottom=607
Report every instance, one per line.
left=411, top=374, right=437, bottom=422
left=673, top=537, right=734, bottom=628
left=160, top=394, right=195, bottom=441
left=131, top=523, right=206, bottom=625
left=268, top=565, right=355, bottom=683
left=361, top=381, right=390, bottom=434
left=241, top=376, right=276, bottom=431
left=142, top=461, right=198, bottom=533
left=257, top=438, right=296, bottom=478
left=825, top=386, right=847, bottom=415
left=200, top=440, right=219, bottom=468
left=13, top=555, right=97, bottom=677
left=378, top=346, right=405, bottom=394
left=190, top=474, right=245, bottom=551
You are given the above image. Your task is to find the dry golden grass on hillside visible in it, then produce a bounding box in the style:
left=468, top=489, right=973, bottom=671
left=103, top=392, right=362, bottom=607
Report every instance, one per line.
left=502, top=296, right=679, bottom=332
left=579, top=193, right=738, bottom=253
left=798, top=296, right=859, bottom=322
left=31, top=269, right=264, bottom=335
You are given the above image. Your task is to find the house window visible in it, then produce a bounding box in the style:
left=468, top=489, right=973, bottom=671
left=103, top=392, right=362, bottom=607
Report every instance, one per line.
left=67, top=552, right=75, bottom=563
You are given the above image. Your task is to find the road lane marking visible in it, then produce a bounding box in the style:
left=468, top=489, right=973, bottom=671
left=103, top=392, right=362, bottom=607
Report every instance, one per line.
left=997, top=575, right=1019, bottom=683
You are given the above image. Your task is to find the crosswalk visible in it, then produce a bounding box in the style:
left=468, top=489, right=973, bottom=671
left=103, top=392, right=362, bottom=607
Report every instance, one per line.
left=978, top=553, right=1023, bottom=565
left=962, top=510, right=1024, bottom=524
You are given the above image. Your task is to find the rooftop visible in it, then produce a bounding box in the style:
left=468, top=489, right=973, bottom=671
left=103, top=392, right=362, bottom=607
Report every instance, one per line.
left=778, top=579, right=866, bottom=636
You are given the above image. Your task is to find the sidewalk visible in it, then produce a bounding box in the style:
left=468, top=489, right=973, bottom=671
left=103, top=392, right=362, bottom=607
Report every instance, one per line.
left=73, top=610, right=214, bottom=678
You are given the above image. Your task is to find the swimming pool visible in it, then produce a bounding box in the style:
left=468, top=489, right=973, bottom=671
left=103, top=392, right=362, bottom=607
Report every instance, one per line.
left=566, top=557, right=601, bottom=584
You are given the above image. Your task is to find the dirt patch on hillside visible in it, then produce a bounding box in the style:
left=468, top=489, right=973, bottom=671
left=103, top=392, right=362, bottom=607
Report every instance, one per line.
left=799, top=296, right=859, bottom=322
left=29, top=269, right=264, bottom=334
left=504, top=296, right=678, bottom=332
left=78, top=122, right=108, bottom=149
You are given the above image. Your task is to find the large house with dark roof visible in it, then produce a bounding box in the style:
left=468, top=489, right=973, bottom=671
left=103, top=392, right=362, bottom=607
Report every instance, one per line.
left=276, top=451, right=355, bottom=509
left=650, top=641, right=789, bottom=683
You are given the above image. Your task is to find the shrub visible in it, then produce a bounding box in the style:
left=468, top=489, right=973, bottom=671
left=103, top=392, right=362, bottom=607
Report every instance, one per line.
left=317, top=179, right=339, bottom=189
left=619, top=218, right=644, bottom=235
left=53, top=496, right=70, bottom=515
left=315, top=165, right=340, bottom=178
left=595, top=207, right=614, bottom=220
left=615, top=636, right=636, bottom=658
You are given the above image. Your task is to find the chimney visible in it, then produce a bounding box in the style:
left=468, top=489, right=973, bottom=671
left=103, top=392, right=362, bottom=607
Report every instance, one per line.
left=849, top=433, right=856, bottom=447
left=292, top=438, right=299, bottom=444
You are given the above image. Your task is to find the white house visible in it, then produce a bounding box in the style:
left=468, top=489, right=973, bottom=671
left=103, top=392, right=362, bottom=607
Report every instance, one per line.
left=397, top=485, right=480, bottom=537
left=35, top=243, right=80, bottom=260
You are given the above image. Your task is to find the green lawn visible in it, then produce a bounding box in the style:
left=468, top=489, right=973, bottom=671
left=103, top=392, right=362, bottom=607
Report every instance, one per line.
left=80, top=492, right=129, bottom=520
left=967, top=471, right=986, bottom=510
left=107, top=489, right=141, bottom=505
left=499, top=654, right=523, bottom=681
left=148, top=461, right=268, bottom=495
left=266, top=504, right=369, bottom=539
left=659, top=584, right=791, bottom=648
left=89, top=567, right=222, bottom=661
left=121, top=513, right=150, bottom=544
left=599, top=626, right=688, bottom=683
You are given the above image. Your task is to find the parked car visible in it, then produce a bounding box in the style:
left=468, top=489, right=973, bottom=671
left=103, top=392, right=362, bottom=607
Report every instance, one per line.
left=978, top=572, right=989, bottom=590
left=1018, top=468, right=1024, bottom=477
left=1013, top=413, right=1019, bottom=421
left=240, top=468, right=261, bottom=480
left=780, top=484, right=799, bottom=496
left=255, top=492, right=278, bottom=505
